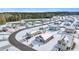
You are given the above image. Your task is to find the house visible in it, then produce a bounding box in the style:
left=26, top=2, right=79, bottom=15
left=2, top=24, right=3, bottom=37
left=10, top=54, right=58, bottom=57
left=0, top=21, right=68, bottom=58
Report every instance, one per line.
left=65, top=34, right=75, bottom=50
left=48, top=25, right=60, bottom=31
left=63, top=22, right=71, bottom=26
left=23, top=33, right=32, bottom=42
left=65, top=26, right=76, bottom=33
left=32, top=32, right=53, bottom=46
left=54, top=20, right=61, bottom=25
left=0, top=24, right=7, bottom=32
left=52, top=34, right=75, bottom=51
left=31, top=30, right=42, bottom=36
left=73, top=21, right=79, bottom=30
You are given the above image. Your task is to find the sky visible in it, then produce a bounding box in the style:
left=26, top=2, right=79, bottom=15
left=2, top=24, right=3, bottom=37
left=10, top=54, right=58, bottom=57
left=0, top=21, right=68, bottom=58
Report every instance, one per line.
left=0, top=8, right=79, bottom=12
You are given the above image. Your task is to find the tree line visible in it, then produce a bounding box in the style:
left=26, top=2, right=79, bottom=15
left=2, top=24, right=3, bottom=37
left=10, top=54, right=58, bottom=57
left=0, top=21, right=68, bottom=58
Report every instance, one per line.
left=0, top=12, right=79, bottom=24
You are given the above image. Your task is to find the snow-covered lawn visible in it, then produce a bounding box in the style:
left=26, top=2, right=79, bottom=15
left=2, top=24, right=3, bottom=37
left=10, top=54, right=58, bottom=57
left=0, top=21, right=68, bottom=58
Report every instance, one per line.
left=0, top=41, right=10, bottom=48
left=15, top=25, right=63, bottom=51
left=4, top=46, right=20, bottom=51
left=2, top=16, right=79, bottom=51
left=21, top=31, right=62, bottom=51
left=15, top=25, right=48, bottom=41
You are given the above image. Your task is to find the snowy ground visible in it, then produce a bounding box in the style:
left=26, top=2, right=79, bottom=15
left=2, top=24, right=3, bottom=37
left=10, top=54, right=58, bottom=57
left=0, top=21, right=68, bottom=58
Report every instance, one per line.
left=1, top=16, right=79, bottom=51
left=0, top=40, right=20, bottom=51
left=15, top=24, right=65, bottom=51
left=0, top=20, right=48, bottom=51
left=3, top=46, right=20, bottom=51
left=15, top=25, right=48, bottom=41
left=0, top=41, right=9, bottom=48
left=15, top=25, right=79, bottom=51
left=15, top=27, right=64, bottom=51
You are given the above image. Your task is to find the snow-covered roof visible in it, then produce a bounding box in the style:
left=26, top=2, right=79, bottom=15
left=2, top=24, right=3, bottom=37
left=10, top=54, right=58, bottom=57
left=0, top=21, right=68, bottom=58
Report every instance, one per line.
left=65, top=26, right=75, bottom=29
left=0, top=24, right=7, bottom=27
left=48, top=24, right=58, bottom=27
left=66, top=35, right=74, bottom=47
left=40, top=32, right=53, bottom=41
left=31, top=30, right=39, bottom=34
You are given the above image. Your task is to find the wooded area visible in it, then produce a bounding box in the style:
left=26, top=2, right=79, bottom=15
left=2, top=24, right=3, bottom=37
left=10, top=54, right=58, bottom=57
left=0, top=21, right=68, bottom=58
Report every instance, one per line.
left=0, top=12, right=79, bottom=24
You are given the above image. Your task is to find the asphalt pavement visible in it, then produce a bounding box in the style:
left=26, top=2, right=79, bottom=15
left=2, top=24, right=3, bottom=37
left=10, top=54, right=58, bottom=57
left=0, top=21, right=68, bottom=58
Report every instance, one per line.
left=9, top=28, right=36, bottom=51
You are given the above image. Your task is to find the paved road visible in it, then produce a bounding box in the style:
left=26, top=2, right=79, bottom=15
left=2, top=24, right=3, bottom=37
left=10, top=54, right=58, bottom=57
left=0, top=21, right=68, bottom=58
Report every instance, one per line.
left=8, top=23, right=51, bottom=51
left=9, top=28, right=36, bottom=51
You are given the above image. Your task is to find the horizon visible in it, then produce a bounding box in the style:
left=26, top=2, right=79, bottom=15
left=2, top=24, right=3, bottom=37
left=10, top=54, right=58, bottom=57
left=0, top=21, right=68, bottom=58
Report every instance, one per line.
left=0, top=8, right=79, bottom=12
